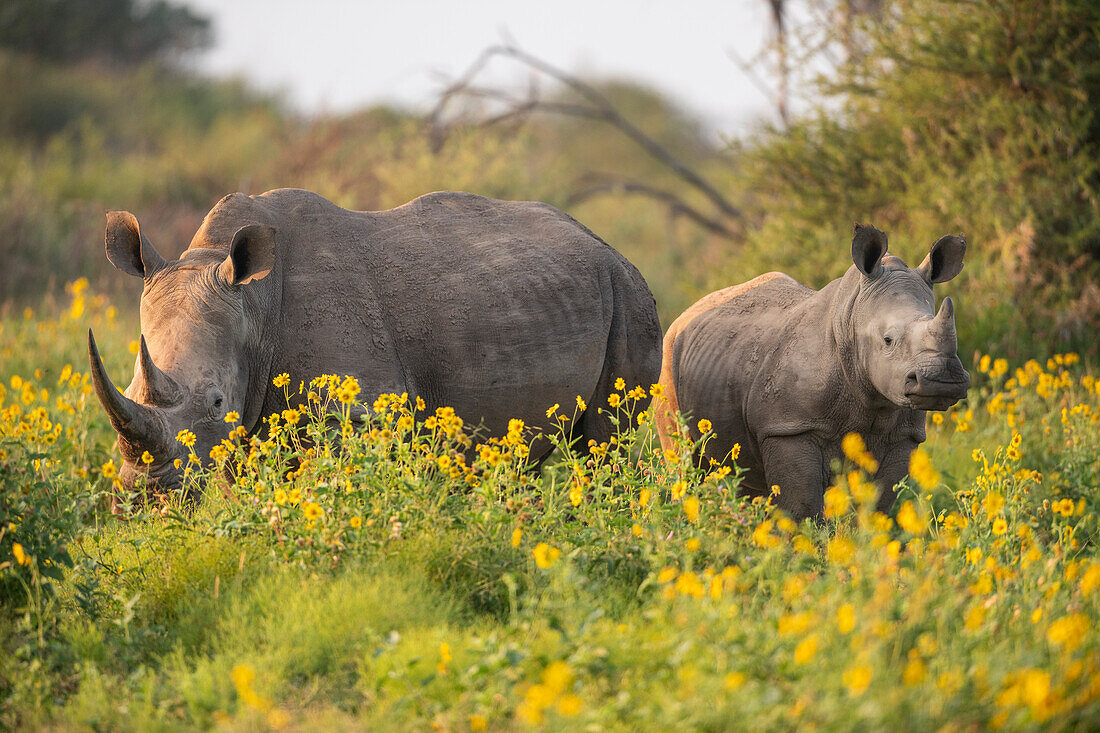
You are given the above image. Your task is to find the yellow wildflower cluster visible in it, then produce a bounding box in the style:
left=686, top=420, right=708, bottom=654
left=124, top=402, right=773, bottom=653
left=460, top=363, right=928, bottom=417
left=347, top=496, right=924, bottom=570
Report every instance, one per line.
left=841, top=432, right=879, bottom=473
left=516, top=661, right=583, bottom=724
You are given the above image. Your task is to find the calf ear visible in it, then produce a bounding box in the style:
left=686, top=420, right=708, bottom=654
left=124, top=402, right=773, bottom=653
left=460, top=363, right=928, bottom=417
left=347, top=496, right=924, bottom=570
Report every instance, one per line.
left=105, top=211, right=167, bottom=278
left=852, top=224, right=888, bottom=279
left=217, top=224, right=276, bottom=286
left=918, top=234, right=966, bottom=283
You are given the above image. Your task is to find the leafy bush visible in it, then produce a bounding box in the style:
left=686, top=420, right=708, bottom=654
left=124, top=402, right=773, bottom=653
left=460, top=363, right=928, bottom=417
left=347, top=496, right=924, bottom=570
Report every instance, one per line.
left=735, top=0, right=1100, bottom=358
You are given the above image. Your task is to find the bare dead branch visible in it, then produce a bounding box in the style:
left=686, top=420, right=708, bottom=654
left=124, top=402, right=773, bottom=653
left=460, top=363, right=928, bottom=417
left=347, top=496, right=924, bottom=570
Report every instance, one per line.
left=429, top=43, right=742, bottom=228
left=565, top=179, right=737, bottom=238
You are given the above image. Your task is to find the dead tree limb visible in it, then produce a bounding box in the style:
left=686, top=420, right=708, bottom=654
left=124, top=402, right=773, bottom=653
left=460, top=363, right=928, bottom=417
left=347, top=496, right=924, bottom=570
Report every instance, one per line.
left=429, top=44, right=742, bottom=228
left=565, top=178, right=736, bottom=238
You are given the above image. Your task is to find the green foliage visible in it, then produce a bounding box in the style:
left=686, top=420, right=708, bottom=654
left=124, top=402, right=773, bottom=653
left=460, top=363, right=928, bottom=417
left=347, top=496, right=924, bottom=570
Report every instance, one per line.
left=0, top=0, right=211, bottom=66
left=735, top=0, right=1100, bottom=358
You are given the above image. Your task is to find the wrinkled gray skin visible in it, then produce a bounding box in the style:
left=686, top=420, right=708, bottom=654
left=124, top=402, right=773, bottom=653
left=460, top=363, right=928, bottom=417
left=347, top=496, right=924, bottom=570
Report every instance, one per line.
left=90, top=188, right=661, bottom=496
left=656, top=225, right=969, bottom=520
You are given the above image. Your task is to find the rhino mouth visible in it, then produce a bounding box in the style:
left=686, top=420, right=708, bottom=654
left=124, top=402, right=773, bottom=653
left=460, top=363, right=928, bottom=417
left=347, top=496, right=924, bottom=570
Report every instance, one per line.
left=904, top=372, right=970, bottom=411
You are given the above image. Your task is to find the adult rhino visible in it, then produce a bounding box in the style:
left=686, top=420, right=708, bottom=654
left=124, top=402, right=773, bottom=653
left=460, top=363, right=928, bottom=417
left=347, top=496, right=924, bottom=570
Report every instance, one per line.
left=90, top=188, right=661, bottom=495
left=655, top=225, right=969, bottom=520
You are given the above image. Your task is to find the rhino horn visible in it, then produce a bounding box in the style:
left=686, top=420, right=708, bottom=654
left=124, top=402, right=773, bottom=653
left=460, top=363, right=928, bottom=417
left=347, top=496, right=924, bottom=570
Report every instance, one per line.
left=931, top=297, right=957, bottom=344
left=88, top=330, right=168, bottom=452
left=136, top=335, right=183, bottom=406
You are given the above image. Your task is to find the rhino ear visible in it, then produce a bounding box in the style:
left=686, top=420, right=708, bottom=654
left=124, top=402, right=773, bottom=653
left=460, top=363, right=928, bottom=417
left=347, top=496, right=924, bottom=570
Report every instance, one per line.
left=105, top=211, right=166, bottom=278
left=852, top=224, right=888, bottom=279
left=918, top=234, right=966, bottom=283
left=217, top=224, right=276, bottom=287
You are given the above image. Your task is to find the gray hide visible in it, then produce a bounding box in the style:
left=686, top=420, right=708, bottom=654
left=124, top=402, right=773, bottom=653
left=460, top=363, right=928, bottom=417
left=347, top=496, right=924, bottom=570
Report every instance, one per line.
left=655, top=225, right=969, bottom=520
left=90, top=188, right=662, bottom=495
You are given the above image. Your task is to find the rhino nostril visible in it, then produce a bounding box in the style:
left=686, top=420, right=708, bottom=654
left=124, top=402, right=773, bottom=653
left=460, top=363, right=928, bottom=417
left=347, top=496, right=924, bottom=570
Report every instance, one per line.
left=905, top=372, right=919, bottom=391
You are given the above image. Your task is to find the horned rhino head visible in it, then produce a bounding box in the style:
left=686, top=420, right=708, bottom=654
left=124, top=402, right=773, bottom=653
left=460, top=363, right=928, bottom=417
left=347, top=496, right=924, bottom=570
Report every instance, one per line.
left=847, top=224, right=970, bottom=412
left=89, top=210, right=275, bottom=498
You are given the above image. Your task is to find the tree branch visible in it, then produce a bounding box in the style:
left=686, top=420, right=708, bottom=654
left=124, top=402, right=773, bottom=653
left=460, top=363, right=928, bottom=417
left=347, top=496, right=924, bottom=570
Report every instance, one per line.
left=429, top=43, right=742, bottom=228
left=565, top=178, right=737, bottom=238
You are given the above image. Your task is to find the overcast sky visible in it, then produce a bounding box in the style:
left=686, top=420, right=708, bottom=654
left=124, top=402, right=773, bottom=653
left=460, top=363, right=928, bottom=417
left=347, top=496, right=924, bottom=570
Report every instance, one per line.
left=185, top=0, right=781, bottom=137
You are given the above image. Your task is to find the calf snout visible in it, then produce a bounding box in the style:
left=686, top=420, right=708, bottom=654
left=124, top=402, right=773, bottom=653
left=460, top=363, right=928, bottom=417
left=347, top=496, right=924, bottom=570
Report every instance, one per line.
left=905, top=357, right=970, bottom=410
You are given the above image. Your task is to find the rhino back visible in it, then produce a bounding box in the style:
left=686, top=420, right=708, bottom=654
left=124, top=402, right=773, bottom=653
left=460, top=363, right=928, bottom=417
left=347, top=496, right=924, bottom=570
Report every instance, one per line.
left=190, top=189, right=655, bottom=435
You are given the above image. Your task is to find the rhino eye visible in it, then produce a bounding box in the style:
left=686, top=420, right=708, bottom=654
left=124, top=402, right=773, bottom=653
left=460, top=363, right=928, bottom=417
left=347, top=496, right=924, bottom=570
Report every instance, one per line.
left=883, top=335, right=894, bottom=346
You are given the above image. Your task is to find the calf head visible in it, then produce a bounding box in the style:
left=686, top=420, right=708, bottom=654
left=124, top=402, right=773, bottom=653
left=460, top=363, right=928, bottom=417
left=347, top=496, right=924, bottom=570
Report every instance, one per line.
left=847, top=224, right=970, bottom=411
left=89, top=211, right=275, bottom=496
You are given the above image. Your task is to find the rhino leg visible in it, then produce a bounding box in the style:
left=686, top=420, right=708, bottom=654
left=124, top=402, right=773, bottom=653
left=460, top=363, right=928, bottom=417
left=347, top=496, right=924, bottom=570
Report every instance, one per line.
left=760, top=435, right=830, bottom=521
left=575, top=298, right=661, bottom=450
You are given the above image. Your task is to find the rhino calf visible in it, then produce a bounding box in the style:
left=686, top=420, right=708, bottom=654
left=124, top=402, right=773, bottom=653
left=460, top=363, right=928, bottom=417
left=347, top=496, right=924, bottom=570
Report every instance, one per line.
left=90, top=188, right=661, bottom=496
left=656, top=225, right=969, bottom=520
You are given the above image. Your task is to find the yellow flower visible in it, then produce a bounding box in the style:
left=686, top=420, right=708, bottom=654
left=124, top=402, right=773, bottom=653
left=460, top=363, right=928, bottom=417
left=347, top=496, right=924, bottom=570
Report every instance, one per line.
left=683, top=496, right=700, bottom=523
left=841, top=432, right=879, bottom=472
left=685, top=537, right=701, bottom=552
left=575, top=395, right=586, bottom=411
left=908, top=448, right=940, bottom=490
left=824, top=486, right=851, bottom=519
left=141, top=450, right=155, bottom=465
left=336, top=376, right=360, bottom=404
left=991, top=518, right=1007, bottom=536
left=753, top=520, right=779, bottom=549
left=556, top=694, right=583, bottom=716
left=468, top=714, right=488, bottom=731
left=101, top=460, right=117, bottom=479
left=896, top=501, right=926, bottom=535
left=272, top=373, right=290, bottom=388
left=608, top=393, right=621, bottom=408
left=614, top=377, right=626, bottom=391
left=546, top=403, right=559, bottom=418
left=724, top=671, right=746, bottom=689
left=1047, top=613, right=1090, bottom=651
left=657, top=566, right=679, bottom=584
left=827, top=536, right=856, bottom=564
left=1080, top=563, right=1100, bottom=596
left=273, top=489, right=287, bottom=505
left=833, top=603, right=856, bottom=634
left=902, top=655, right=926, bottom=685
left=533, top=542, right=561, bottom=569
left=697, top=418, right=712, bottom=434
left=349, top=516, right=362, bottom=528
left=302, top=502, right=323, bottom=521
left=12, top=542, right=29, bottom=566
left=794, top=634, right=819, bottom=664
left=650, top=383, right=664, bottom=398
left=964, top=605, right=985, bottom=631
left=843, top=663, right=873, bottom=696
left=176, top=429, right=196, bottom=448
left=224, top=411, right=240, bottom=424
left=511, top=527, right=522, bottom=548
left=632, top=523, right=643, bottom=537
left=569, top=484, right=583, bottom=506
left=983, top=491, right=1005, bottom=520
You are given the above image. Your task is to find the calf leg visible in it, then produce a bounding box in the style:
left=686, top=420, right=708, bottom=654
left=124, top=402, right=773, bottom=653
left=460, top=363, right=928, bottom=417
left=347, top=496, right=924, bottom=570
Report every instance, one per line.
left=760, top=435, right=830, bottom=521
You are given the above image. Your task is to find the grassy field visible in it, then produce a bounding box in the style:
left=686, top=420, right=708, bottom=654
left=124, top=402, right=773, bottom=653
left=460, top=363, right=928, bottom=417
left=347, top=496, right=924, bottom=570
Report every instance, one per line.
left=0, top=282, right=1097, bottom=731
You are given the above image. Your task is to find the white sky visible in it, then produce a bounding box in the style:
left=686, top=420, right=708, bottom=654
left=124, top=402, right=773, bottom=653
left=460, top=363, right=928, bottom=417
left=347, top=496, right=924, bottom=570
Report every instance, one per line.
left=185, top=0, right=782, bottom=137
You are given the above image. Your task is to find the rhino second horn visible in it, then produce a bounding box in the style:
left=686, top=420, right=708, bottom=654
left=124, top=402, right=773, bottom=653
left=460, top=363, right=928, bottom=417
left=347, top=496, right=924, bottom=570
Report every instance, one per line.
left=88, top=329, right=168, bottom=452
left=137, top=335, right=183, bottom=406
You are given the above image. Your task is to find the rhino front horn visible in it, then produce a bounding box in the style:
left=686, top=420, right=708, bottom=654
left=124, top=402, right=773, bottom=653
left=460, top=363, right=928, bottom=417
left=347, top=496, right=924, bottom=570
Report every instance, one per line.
left=88, top=329, right=168, bottom=453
